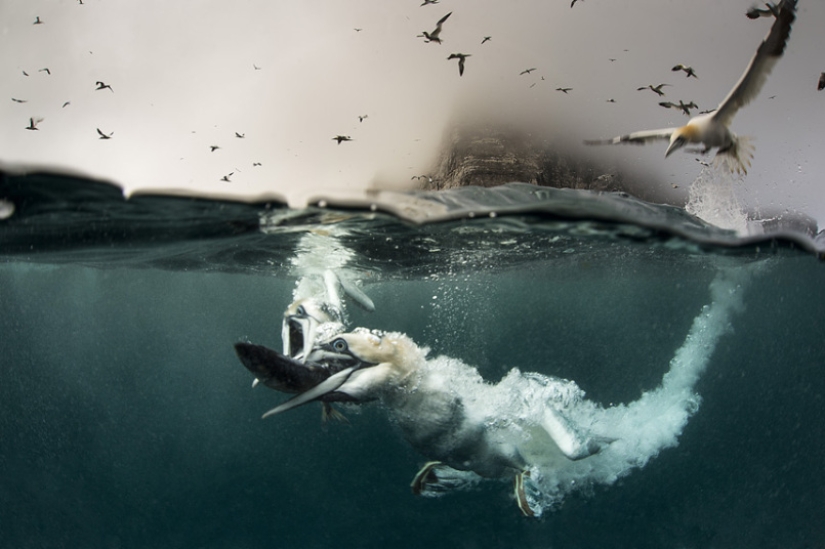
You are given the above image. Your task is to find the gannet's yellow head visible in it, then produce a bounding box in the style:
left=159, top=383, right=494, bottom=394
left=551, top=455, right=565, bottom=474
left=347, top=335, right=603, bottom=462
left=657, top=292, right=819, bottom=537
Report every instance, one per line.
left=665, top=125, right=699, bottom=157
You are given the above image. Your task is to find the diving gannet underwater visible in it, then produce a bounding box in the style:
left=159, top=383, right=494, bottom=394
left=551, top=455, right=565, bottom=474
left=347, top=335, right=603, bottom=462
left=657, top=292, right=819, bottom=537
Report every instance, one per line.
left=236, top=265, right=756, bottom=517
left=585, top=0, right=797, bottom=174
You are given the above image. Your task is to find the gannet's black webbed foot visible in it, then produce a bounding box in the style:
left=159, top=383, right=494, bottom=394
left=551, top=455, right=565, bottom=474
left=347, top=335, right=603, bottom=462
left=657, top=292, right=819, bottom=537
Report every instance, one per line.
left=321, top=402, right=349, bottom=424
left=411, top=461, right=444, bottom=495
left=514, top=471, right=537, bottom=518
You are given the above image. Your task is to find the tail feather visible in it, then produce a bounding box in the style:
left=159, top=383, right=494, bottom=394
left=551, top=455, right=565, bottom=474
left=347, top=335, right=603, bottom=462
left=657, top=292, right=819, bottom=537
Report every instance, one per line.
left=715, top=136, right=754, bottom=175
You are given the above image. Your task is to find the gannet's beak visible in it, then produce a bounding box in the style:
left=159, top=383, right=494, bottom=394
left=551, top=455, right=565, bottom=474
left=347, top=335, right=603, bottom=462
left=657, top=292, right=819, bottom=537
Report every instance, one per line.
left=665, top=135, right=685, bottom=158
left=236, top=336, right=377, bottom=418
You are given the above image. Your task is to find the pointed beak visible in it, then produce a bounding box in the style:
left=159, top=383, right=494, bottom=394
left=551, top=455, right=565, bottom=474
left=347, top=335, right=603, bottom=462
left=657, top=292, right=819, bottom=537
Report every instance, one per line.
left=665, top=137, right=684, bottom=158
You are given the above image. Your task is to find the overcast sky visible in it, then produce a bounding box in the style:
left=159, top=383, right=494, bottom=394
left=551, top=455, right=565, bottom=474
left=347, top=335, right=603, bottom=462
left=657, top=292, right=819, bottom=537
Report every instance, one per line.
left=1, top=0, right=823, bottom=224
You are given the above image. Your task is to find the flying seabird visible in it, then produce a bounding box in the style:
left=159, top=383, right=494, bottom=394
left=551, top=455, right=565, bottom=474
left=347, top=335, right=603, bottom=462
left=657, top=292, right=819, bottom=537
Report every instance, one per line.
left=39, top=68, right=51, bottom=75
left=25, top=117, right=42, bottom=130
left=95, top=81, right=113, bottom=92
left=358, top=114, right=368, bottom=122
left=253, top=64, right=262, bottom=70
left=447, top=53, right=471, bottom=76
left=421, top=0, right=439, bottom=5
left=672, top=64, right=698, bottom=78
left=637, top=83, right=670, bottom=96
left=659, top=100, right=699, bottom=116
left=571, top=0, right=583, bottom=7
left=11, top=98, right=27, bottom=103
left=96, top=128, right=113, bottom=139
left=746, top=3, right=780, bottom=19
left=353, top=28, right=362, bottom=32
left=332, top=135, right=353, bottom=144
left=418, top=12, right=451, bottom=44
left=22, top=71, right=29, bottom=76
left=33, top=16, right=43, bottom=25
left=235, top=132, right=245, bottom=138
left=520, top=68, right=537, bottom=75
left=556, top=87, right=572, bottom=93
left=221, top=173, right=233, bottom=182
left=62, top=101, right=70, bottom=108
left=210, top=145, right=220, bottom=152
left=585, top=0, right=797, bottom=174
left=253, top=162, right=262, bottom=167
left=481, top=36, right=492, bottom=44
left=818, top=72, right=825, bottom=91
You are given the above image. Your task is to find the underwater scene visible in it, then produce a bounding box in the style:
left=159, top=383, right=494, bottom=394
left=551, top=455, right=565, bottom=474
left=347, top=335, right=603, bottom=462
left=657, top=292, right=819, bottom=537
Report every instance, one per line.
left=1, top=172, right=824, bottom=549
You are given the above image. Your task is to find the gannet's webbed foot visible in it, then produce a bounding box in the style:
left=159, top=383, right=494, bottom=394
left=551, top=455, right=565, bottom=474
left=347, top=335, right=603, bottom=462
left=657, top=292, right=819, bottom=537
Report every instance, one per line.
left=514, top=471, right=537, bottom=518
left=411, top=461, right=443, bottom=495
left=321, top=402, right=349, bottom=424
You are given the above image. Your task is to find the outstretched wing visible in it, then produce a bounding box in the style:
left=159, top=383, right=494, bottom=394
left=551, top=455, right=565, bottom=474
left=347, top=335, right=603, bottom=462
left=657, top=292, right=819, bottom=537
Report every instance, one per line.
left=584, top=127, right=677, bottom=146
left=713, top=0, right=797, bottom=127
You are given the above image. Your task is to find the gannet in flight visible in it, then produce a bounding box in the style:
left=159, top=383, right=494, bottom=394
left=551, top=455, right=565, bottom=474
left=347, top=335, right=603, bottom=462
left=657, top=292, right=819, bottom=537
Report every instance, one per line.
left=96, top=128, right=113, bottom=139
left=637, top=83, right=671, bottom=97
left=659, top=100, right=699, bottom=116
left=519, top=68, right=537, bottom=75
left=11, top=98, right=27, bottom=103
left=33, top=16, right=43, bottom=25
left=417, top=12, right=451, bottom=43
left=555, top=87, right=572, bottom=94
left=585, top=0, right=797, bottom=174
left=447, top=53, right=470, bottom=76
left=332, top=135, right=353, bottom=144
left=25, top=117, right=42, bottom=131
left=481, top=36, right=492, bottom=44
left=95, top=81, right=113, bottom=92
left=818, top=72, right=825, bottom=91
left=671, top=64, right=698, bottom=78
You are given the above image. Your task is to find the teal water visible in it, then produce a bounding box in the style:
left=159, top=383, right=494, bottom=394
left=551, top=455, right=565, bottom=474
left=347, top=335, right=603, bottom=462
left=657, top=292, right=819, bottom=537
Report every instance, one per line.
left=1, top=172, right=824, bottom=548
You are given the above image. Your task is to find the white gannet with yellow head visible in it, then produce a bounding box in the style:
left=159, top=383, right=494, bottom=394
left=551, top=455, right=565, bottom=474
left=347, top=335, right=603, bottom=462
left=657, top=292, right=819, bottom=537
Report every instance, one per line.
left=585, top=0, right=797, bottom=174
left=235, top=328, right=612, bottom=517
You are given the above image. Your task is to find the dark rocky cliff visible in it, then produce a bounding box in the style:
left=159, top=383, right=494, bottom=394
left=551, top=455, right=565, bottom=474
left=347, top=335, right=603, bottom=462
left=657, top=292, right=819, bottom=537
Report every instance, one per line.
left=421, top=123, right=628, bottom=194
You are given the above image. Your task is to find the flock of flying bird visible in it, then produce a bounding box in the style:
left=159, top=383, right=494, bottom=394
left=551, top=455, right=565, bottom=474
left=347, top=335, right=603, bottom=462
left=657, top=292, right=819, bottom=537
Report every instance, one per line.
left=11, top=1, right=821, bottom=181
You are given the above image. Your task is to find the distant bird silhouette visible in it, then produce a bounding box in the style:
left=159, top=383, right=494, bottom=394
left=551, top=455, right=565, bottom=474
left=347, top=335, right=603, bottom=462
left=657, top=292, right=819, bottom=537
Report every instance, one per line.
left=96, top=128, right=113, bottom=139
left=671, top=64, right=698, bottom=78
left=606, top=98, right=617, bottom=103
left=62, top=101, right=70, bottom=108
left=358, top=115, right=368, bottom=122
left=421, top=0, right=439, bottom=5
left=447, top=53, right=471, bottom=76
left=818, top=72, right=825, bottom=91
left=39, top=68, right=51, bottom=75
left=235, top=132, right=245, bottom=138
left=253, top=162, right=262, bottom=167
left=22, top=71, right=29, bottom=76
left=520, top=68, right=537, bottom=75
left=571, top=0, right=582, bottom=7
left=637, top=83, right=670, bottom=96
left=221, top=173, right=233, bottom=182
left=746, top=3, right=779, bottom=19
left=25, top=118, right=42, bottom=130
left=253, top=64, right=262, bottom=70
left=210, top=145, right=220, bottom=152
left=659, top=100, right=699, bottom=116
left=481, top=36, right=492, bottom=44
left=418, top=12, right=451, bottom=43
left=556, top=87, right=572, bottom=93
left=354, top=28, right=362, bottom=32
left=95, top=81, right=113, bottom=92
left=33, top=16, right=43, bottom=25
left=11, top=98, right=27, bottom=103
left=332, top=135, right=353, bottom=144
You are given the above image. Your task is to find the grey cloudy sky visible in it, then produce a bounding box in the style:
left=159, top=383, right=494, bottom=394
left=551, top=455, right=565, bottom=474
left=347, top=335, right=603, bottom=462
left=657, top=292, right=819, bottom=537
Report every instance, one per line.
left=1, top=0, right=823, bottom=224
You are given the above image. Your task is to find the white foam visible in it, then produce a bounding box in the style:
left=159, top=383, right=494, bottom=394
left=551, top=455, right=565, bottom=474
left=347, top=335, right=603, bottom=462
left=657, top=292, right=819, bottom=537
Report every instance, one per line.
left=685, top=166, right=750, bottom=234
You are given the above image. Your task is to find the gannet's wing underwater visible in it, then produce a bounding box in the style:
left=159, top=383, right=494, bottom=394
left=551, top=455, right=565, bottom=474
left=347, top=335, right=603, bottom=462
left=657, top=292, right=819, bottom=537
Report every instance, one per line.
left=585, top=0, right=797, bottom=174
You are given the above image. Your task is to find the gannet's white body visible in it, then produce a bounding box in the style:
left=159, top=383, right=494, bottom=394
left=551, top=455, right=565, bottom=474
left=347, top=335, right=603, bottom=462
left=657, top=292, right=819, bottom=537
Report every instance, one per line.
left=586, top=0, right=797, bottom=174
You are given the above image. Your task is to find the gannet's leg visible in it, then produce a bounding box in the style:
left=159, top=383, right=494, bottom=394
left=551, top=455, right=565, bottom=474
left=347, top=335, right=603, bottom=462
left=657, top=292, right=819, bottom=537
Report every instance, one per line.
left=410, top=461, right=443, bottom=495
left=514, top=471, right=536, bottom=518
